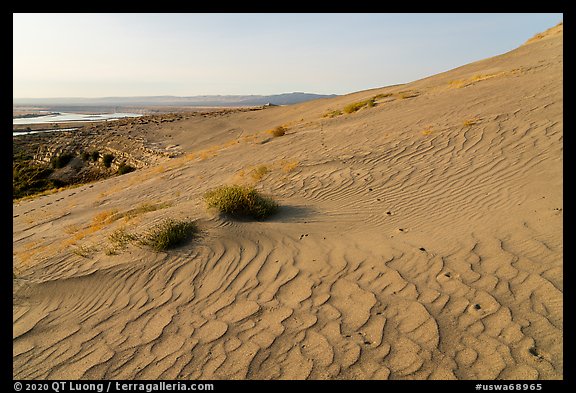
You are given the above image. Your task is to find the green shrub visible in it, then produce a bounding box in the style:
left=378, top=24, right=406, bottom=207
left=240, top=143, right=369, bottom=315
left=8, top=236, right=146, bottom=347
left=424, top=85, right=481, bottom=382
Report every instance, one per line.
left=117, top=162, right=135, bottom=175
left=90, top=151, right=100, bottom=161
left=51, top=152, right=74, bottom=169
left=13, top=162, right=57, bottom=199
left=102, top=154, right=114, bottom=168
left=204, top=185, right=278, bottom=219
left=140, top=219, right=197, bottom=251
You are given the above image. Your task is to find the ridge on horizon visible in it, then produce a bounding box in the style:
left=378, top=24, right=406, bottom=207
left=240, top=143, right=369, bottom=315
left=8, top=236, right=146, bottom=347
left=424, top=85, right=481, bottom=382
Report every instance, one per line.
left=13, top=92, right=339, bottom=108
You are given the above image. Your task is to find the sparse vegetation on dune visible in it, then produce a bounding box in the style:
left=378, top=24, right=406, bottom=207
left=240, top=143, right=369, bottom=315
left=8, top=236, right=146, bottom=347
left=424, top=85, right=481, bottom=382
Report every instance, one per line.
left=343, top=98, right=376, bottom=114
left=204, top=185, right=278, bottom=219
left=251, top=165, right=270, bottom=181
left=51, top=152, right=74, bottom=169
left=323, top=109, right=343, bottom=118
left=397, top=90, right=420, bottom=99
left=463, top=117, right=481, bottom=127
left=139, top=219, right=198, bottom=251
left=268, top=126, right=287, bottom=137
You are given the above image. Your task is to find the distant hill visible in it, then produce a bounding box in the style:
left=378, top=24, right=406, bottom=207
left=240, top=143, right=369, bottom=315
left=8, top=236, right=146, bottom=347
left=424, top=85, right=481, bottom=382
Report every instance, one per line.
left=13, top=92, right=338, bottom=107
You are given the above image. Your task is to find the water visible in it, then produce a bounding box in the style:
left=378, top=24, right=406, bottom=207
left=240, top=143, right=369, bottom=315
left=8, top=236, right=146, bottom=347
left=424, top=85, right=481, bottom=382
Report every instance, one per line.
left=13, top=128, right=79, bottom=137
left=13, top=112, right=142, bottom=125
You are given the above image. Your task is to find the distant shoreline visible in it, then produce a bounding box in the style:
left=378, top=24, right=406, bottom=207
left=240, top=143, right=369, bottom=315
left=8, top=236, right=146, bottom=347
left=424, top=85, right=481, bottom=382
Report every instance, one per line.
left=12, top=111, right=60, bottom=119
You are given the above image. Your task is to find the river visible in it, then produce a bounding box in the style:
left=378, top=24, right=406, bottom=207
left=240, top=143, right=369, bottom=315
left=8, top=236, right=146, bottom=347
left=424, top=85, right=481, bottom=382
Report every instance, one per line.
left=13, top=112, right=142, bottom=125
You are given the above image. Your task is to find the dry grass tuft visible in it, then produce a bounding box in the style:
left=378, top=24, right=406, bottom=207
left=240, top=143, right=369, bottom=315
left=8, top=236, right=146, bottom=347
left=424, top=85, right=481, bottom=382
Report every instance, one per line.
left=343, top=98, right=375, bottom=114
left=140, top=219, right=198, bottom=251
left=268, top=126, right=287, bottom=137
left=463, top=118, right=481, bottom=127
left=204, top=185, right=278, bottom=219
left=251, top=165, right=270, bottom=181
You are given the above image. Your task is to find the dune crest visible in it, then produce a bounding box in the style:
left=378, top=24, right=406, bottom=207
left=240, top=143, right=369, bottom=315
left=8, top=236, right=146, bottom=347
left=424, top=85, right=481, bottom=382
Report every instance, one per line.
left=13, top=24, right=562, bottom=380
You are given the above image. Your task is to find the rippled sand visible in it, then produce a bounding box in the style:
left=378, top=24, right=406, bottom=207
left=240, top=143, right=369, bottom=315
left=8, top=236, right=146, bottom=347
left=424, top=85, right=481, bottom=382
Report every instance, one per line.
left=13, top=24, right=562, bottom=380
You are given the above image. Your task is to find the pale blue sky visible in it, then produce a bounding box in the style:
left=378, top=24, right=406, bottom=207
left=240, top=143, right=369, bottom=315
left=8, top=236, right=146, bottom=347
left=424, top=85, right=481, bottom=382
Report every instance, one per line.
left=13, top=13, right=563, bottom=98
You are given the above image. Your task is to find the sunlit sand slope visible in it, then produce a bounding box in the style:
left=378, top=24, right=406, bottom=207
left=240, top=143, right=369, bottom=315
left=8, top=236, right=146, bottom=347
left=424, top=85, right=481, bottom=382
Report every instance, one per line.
left=13, top=24, right=562, bottom=380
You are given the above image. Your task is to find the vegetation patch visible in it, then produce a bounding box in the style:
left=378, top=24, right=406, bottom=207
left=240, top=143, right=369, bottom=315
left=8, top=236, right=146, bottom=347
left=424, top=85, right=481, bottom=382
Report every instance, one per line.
left=373, top=93, right=394, bottom=100
left=343, top=98, right=375, bottom=114
left=204, top=185, right=279, bottom=219
left=397, top=90, right=420, bottom=99
left=323, top=109, right=342, bottom=118
left=421, top=126, right=434, bottom=136
left=281, top=160, right=299, bottom=173
left=140, top=219, right=197, bottom=251
left=251, top=165, right=270, bottom=181
left=268, top=126, right=287, bottom=137
left=51, top=152, right=74, bottom=169
left=13, top=161, right=60, bottom=200
left=463, top=118, right=481, bottom=127
left=117, top=162, right=135, bottom=175
left=102, top=153, right=115, bottom=168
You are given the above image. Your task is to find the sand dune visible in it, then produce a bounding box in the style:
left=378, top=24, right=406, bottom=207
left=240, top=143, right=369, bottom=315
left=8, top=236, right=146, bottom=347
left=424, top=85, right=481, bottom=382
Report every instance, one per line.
left=13, top=24, right=562, bottom=380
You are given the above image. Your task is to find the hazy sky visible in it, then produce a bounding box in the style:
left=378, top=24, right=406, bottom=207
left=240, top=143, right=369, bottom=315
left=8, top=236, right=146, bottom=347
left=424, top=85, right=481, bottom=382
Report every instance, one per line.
left=13, top=13, right=563, bottom=98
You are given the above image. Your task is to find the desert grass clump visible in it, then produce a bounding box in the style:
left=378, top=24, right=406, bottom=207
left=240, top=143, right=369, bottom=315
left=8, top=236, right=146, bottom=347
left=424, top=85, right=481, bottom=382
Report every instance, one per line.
left=204, top=185, right=278, bottom=219
left=343, top=98, right=375, bottom=114
left=251, top=165, right=270, bottom=181
left=269, top=126, right=287, bottom=137
left=463, top=118, right=481, bottom=127
left=140, top=219, right=197, bottom=251
left=397, top=90, right=420, bottom=99
left=323, top=109, right=343, bottom=118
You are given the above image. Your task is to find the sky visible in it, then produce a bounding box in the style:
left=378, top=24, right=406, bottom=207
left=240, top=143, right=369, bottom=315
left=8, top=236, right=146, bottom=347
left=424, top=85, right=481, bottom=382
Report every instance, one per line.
left=13, top=13, right=563, bottom=98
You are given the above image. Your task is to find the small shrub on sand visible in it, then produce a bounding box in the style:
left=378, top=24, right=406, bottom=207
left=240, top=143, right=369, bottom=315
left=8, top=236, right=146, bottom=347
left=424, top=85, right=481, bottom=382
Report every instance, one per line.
left=140, top=219, right=197, bottom=251
left=269, top=126, right=287, bottom=137
left=102, top=154, right=115, bottom=168
left=90, top=151, right=100, bottom=161
left=117, top=162, right=135, bottom=175
left=282, top=160, right=299, bottom=173
left=421, top=126, right=434, bottom=136
left=204, top=185, right=278, bottom=219
left=397, top=90, right=420, bottom=99
left=251, top=165, right=270, bottom=181
left=323, top=109, right=343, bottom=118
left=343, top=98, right=375, bottom=114
left=463, top=118, right=481, bottom=127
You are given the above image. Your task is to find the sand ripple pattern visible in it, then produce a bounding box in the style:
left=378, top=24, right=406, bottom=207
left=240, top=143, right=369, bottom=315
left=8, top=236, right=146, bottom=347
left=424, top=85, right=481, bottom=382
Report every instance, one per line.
left=13, top=31, right=562, bottom=380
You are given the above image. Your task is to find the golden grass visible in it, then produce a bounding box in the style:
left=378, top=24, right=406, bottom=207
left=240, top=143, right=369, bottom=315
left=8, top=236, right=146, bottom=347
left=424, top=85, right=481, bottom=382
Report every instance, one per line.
left=267, top=126, right=287, bottom=137
left=448, top=69, right=523, bottom=90
left=343, top=98, right=375, bottom=114
left=323, top=109, right=343, bottom=118
left=421, top=126, right=434, bottom=136
left=397, top=90, right=420, bottom=99
left=463, top=118, right=481, bottom=127
left=281, top=160, right=299, bottom=173
left=449, top=80, right=467, bottom=89
left=251, top=165, right=270, bottom=181
left=204, top=185, right=278, bottom=219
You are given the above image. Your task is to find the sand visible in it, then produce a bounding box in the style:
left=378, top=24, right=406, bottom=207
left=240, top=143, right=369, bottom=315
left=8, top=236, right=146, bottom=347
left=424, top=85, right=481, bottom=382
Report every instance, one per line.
left=13, top=23, right=563, bottom=380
